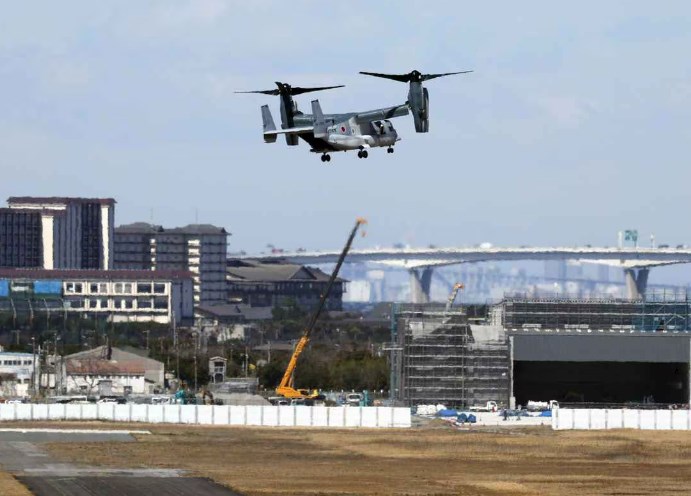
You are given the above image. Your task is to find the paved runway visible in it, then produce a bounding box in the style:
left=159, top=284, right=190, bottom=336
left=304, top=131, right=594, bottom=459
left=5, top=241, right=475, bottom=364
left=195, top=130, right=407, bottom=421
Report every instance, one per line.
left=18, top=476, right=242, bottom=496
left=0, top=430, right=242, bottom=495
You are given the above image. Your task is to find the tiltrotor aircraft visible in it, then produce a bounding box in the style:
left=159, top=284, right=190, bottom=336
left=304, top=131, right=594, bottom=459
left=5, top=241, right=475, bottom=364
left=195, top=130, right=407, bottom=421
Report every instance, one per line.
left=237, top=70, right=471, bottom=162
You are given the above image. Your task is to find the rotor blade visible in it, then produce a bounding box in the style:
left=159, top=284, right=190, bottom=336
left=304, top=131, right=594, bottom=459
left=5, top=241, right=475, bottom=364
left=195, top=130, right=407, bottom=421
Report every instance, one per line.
left=234, top=89, right=280, bottom=95
left=290, top=84, right=345, bottom=95
left=359, top=71, right=412, bottom=83
left=421, top=70, right=473, bottom=81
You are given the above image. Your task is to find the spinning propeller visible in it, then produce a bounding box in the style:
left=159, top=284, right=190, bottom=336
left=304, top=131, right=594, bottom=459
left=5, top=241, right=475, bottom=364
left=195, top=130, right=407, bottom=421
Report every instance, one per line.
left=235, top=82, right=344, bottom=96
left=359, top=70, right=472, bottom=83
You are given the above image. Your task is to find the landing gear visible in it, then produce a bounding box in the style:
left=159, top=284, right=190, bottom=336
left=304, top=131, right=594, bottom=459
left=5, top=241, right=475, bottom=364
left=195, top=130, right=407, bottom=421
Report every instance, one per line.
left=320, top=154, right=331, bottom=163
left=357, top=150, right=369, bottom=159
left=387, top=147, right=394, bottom=154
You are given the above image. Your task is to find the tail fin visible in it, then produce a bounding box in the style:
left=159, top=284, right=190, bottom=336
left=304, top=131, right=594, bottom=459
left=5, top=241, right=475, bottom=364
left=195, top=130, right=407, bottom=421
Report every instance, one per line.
left=311, top=100, right=327, bottom=138
left=261, top=105, right=277, bottom=143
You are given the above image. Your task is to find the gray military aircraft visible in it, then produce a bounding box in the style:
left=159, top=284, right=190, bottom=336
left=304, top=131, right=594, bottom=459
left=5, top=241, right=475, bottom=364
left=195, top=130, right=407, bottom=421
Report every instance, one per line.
left=237, top=70, right=471, bottom=162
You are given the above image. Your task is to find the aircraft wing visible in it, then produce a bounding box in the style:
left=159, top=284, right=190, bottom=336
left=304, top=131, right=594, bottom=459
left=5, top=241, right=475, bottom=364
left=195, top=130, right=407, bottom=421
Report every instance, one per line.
left=264, top=126, right=314, bottom=136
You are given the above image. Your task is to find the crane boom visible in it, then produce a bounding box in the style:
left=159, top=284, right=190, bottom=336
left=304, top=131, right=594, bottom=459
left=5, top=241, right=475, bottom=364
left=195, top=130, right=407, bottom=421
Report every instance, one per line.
left=276, top=217, right=367, bottom=399
left=444, top=283, right=464, bottom=314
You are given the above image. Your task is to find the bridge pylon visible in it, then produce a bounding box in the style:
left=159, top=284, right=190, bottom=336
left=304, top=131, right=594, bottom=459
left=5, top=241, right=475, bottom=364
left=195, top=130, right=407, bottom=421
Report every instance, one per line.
left=409, top=267, right=434, bottom=303
left=624, top=268, right=649, bottom=299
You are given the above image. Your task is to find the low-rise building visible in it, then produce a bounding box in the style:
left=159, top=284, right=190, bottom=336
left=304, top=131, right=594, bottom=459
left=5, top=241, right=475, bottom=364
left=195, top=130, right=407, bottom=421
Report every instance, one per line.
left=0, top=268, right=194, bottom=324
left=65, top=345, right=164, bottom=396
left=0, top=351, right=37, bottom=398
left=227, top=259, right=345, bottom=312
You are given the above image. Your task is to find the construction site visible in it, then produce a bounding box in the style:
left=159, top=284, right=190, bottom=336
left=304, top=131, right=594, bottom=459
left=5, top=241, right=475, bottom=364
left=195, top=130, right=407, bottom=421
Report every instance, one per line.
left=391, top=290, right=691, bottom=409
left=390, top=303, right=510, bottom=409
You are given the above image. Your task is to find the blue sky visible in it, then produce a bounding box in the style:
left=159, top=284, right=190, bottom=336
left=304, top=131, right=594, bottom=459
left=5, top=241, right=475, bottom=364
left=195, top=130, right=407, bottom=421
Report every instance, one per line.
left=1, top=1, right=690, bottom=259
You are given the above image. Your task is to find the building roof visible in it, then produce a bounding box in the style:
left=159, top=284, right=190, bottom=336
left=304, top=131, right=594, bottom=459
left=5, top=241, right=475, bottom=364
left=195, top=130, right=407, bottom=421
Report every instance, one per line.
left=0, top=207, right=66, bottom=216
left=115, top=223, right=229, bottom=236
left=166, top=224, right=229, bottom=235
left=66, top=359, right=146, bottom=375
left=197, top=303, right=272, bottom=321
left=114, top=222, right=164, bottom=234
left=7, top=197, right=116, bottom=206
left=0, top=268, right=194, bottom=281
left=66, top=346, right=163, bottom=373
left=226, top=259, right=339, bottom=283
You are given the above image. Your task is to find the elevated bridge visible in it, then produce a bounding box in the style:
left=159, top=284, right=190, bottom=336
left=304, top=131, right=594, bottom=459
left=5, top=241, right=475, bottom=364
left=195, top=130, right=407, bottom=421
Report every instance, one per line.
left=246, top=246, right=691, bottom=302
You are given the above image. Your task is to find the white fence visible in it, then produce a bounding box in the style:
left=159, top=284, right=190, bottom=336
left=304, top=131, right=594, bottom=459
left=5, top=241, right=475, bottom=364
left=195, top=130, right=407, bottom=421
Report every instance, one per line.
left=0, top=404, right=411, bottom=428
left=552, top=408, right=691, bottom=430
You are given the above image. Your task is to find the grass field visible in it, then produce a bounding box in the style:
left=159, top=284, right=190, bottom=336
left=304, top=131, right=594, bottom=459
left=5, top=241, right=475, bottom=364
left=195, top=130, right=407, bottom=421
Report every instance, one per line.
left=32, top=421, right=691, bottom=496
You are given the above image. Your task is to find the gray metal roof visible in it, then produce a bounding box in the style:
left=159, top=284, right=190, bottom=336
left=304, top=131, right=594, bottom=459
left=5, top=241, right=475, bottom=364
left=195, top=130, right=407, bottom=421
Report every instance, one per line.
left=226, top=259, right=336, bottom=283
left=115, top=223, right=229, bottom=236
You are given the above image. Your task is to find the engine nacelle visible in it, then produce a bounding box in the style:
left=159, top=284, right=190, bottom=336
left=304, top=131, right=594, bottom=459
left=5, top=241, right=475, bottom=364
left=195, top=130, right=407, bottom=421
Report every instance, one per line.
left=408, top=82, right=430, bottom=133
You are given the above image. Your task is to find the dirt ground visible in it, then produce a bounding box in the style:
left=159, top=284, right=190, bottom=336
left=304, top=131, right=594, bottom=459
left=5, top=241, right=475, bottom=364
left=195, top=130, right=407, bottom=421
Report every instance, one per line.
left=0, top=471, right=32, bottom=496
left=23, top=421, right=691, bottom=496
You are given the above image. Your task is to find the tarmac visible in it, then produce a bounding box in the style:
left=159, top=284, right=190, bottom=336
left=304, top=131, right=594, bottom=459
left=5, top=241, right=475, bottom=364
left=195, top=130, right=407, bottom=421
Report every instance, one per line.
left=0, top=429, right=242, bottom=495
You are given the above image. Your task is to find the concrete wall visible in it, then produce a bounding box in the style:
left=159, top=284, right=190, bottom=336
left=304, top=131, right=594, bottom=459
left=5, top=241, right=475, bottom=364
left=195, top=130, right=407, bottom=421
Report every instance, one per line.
left=552, top=408, right=691, bottom=430
left=0, top=404, right=411, bottom=428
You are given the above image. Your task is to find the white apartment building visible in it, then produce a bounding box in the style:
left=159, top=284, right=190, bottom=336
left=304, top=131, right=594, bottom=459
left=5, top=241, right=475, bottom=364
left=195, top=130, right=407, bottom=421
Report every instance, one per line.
left=0, top=268, right=194, bottom=324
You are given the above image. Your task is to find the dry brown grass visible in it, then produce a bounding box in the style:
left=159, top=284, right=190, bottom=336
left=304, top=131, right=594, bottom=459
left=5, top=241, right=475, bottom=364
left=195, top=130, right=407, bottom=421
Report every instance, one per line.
left=0, top=472, right=31, bottom=496
left=36, top=422, right=691, bottom=496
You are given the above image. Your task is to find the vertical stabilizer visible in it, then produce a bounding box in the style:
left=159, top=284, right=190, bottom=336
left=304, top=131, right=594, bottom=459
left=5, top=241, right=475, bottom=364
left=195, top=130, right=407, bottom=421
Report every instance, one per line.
left=261, top=105, right=277, bottom=143
left=311, top=100, right=327, bottom=138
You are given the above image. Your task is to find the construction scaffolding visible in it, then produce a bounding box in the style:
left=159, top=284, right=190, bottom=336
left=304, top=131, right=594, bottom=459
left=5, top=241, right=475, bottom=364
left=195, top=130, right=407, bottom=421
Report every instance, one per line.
left=391, top=304, right=509, bottom=408
left=503, top=289, right=691, bottom=332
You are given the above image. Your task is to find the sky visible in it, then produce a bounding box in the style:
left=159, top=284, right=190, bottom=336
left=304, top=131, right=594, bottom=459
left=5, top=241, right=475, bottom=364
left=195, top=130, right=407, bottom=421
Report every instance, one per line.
left=1, top=1, right=691, bottom=261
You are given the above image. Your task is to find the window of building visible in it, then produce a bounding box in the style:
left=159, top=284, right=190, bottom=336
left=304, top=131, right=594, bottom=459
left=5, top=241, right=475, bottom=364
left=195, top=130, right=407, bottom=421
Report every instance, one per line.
left=114, top=283, right=123, bottom=294
left=124, top=283, right=133, bottom=293
left=89, top=299, right=99, bottom=309
left=90, top=283, right=99, bottom=293
left=153, top=297, right=168, bottom=309
left=137, top=283, right=152, bottom=294
left=123, top=299, right=134, bottom=309
left=65, top=282, right=83, bottom=294
left=24, top=360, right=32, bottom=366
left=153, top=283, right=166, bottom=294
left=98, top=298, right=109, bottom=309
left=138, top=299, right=152, bottom=309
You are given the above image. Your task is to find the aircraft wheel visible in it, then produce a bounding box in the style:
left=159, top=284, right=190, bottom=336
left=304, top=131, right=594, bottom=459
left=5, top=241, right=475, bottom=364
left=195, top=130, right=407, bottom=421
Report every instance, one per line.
left=325, top=154, right=331, bottom=162
left=362, top=150, right=369, bottom=158
left=320, top=155, right=326, bottom=162
left=357, top=151, right=363, bottom=158
left=387, top=147, right=394, bottom=154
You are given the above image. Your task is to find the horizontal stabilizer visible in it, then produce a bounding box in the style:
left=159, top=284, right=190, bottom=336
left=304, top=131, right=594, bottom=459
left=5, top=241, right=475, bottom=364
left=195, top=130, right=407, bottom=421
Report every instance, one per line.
left=264, top=126, right=314, bottom=136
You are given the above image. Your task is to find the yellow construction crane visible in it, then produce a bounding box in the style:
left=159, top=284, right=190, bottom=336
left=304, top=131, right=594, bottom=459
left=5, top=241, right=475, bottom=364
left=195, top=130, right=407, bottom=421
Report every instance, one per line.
left=444, top=282, right=464, bottom=314
left=276, top=217, right=367, bottom=400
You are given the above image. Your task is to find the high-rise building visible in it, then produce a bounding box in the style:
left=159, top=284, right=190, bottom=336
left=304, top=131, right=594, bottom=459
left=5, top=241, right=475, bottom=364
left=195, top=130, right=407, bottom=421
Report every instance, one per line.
left=114, top=223, right=229, bottom=306
left=0, top=209, right=43, bottom=268
left=1, top=197, right=115, bottom=270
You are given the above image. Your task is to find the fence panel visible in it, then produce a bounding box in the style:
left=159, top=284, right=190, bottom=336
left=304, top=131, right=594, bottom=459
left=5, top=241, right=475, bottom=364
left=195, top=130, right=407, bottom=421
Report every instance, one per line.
left=0, top=404, right=411, bottom=428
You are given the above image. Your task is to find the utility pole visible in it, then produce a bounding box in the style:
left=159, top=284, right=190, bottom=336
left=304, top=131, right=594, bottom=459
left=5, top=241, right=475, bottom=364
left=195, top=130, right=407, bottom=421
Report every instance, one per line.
left=31, top=336, right=36, bottom=396
left=173, top=314, right=179, bottom=385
